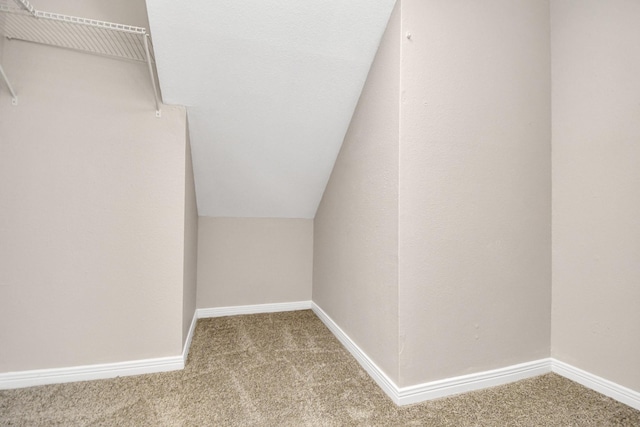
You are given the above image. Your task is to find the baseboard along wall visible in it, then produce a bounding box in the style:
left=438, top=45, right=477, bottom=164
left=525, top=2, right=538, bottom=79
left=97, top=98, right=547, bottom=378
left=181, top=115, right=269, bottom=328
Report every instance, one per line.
left=311, top=302, right=550, bottom=405
left=0, top=302, right=314, bottom=390
left=551, top=359, right=640, bottom=411
left=0, top=310, right=199, bottom=390
left=196, top=300, right=312, bottom=318
left=182, top=309, right=198, bottom=362
left=2, top=300, right=638, bottom=412
left=311, top=302, right=640, bottom=409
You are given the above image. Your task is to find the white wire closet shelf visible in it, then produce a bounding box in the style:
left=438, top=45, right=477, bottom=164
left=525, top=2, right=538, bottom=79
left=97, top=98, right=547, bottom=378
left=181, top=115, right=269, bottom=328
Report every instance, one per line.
left=0, top=0, right=161, bottom=116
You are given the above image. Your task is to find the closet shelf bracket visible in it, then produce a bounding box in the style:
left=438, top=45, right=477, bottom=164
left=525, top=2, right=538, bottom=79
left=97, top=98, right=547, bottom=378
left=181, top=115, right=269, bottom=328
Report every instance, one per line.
left=0, top=63, right=17, bottom=105
left=144, top=34, right=161, bottom=118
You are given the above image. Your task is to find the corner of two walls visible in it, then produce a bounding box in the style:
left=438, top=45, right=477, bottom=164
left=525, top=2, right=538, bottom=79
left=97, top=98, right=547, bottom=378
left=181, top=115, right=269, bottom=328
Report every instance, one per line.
left=193, top=0, right=640, bottom=398
left=312, top=0, right=401, bottom=384
left=183, top=119, right=198, bottom=347
left=313, top=0, right=552, bottom=389
left=315, top=0, right=640, bottom=397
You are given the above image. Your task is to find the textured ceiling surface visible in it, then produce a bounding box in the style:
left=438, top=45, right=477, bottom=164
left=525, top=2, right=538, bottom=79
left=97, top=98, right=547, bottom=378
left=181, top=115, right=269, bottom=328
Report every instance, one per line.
left=146, top=0, right=396, bottom=218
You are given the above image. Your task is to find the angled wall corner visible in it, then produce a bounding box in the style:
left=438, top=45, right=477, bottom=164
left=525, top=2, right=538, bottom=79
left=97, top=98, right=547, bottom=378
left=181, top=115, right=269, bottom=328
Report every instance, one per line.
left=313, top=0, right=401, bottom=384
left=313, top=0, right=552, bottom=390
left=182, top=118, right=198, bottom=348
left=314, top=0, right=639, bottom=403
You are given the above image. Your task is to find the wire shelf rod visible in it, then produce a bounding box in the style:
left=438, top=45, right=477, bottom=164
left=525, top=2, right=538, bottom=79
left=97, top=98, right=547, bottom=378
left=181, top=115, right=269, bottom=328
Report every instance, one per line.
left=1, top=0, right=151, bottom=59
left=0, top=1, right=147, bottom=35
left=0, top=0, right=161, bottom=115
left=34, top=11, right=147, bottom=35
left=13, top=0, right=34, bottom=16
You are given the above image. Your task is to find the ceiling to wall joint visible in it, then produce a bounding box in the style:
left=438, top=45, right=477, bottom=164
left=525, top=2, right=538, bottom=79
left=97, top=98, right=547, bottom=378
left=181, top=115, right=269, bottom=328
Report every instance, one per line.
left=0, top=0, right=161, bottom=116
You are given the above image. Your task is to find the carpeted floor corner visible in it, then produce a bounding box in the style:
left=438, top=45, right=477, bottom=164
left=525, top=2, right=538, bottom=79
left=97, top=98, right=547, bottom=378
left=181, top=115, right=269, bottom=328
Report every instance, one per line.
left=1, top=310, right=639, bottom=426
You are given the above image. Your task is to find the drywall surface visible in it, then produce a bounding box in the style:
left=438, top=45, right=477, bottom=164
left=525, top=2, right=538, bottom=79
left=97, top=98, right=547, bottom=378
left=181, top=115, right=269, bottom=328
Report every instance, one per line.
left=551, top=0, right=640, bottom=391
left=313, top=2, right=400, bottom=383
left=197, top=217, right=312, bottom=308
left=182, top=121, right=198, bottom=345
left=398, top=0, right=552, bottom=387
left=146, top=0, right=396, bottom=218
left=0, top=41, right=187, bottom=371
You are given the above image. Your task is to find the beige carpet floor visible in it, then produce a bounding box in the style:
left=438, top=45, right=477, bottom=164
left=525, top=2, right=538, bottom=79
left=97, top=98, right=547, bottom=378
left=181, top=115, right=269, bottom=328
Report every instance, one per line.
left=1, top=310, right=639, bottom=426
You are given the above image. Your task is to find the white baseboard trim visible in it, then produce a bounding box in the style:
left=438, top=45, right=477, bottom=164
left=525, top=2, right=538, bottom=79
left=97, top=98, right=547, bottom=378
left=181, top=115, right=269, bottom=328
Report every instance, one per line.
left=551, top=359, right=640, bottom=411
left=197, top=300, right=312, bottom=318
left=312, top=302, right=550, bottom=406
left=397, top=359, right=551, bottom=405
left=311, top=302, right=400, bottom=402
left=0, top=354, right=184, bottom=390
left=182, top=309, right=198, bottom=363
left=0, top=312, right=199, bottom=391
left=3, top=304, right=638, bottom=412
left=0, top=302, right=311, bottom=390
left=312, top=301, right=640, bottom=408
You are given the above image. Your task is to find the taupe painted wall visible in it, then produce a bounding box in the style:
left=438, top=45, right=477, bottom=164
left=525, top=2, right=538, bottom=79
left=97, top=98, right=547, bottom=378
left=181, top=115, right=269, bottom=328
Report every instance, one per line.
left=551, top=0, right=640, bottom=391
left=398, top=0, right=552, bottom=386
left=0, top=41, right=188, bottom=371
left=313, top=2, right=400, bottom=383
left=197, top=217, right=313, bottom=308
left=182, top=121, right=198, bottom=345
left=313, top=0, right=552, bottom=388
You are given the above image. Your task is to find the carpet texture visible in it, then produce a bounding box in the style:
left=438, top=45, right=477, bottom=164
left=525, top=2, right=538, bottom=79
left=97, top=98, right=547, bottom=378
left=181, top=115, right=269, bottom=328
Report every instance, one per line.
left=1, top=310, right=639, bottom=426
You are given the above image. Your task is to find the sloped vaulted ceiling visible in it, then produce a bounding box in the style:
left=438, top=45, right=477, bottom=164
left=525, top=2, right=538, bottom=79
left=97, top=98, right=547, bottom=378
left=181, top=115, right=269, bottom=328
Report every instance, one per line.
left=146, top=0, right=396, bottom=218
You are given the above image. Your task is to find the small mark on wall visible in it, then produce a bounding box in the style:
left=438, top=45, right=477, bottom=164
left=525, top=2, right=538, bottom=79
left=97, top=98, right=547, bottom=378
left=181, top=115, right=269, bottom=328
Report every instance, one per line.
left=590, top=322, right=612, bottom=337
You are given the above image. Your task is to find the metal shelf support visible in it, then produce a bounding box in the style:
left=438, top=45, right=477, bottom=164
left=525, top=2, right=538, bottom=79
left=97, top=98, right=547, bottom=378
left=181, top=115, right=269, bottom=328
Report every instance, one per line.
left=0, top=63, right=18, bottom=105
left=144, top=34, right=161, bottom=118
